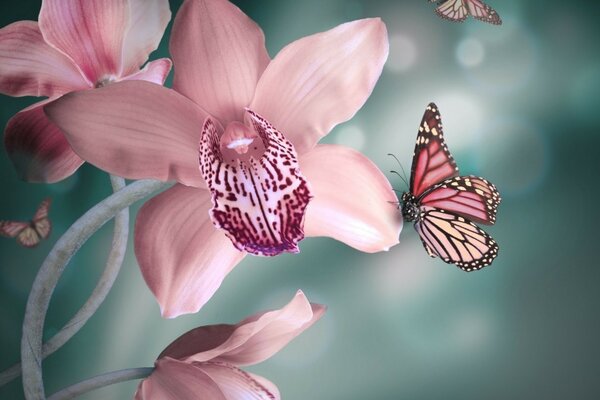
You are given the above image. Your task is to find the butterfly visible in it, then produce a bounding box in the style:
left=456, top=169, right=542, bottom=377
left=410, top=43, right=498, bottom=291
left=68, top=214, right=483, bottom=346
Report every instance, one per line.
left=0, top=198, right=52, bottom=248
left=429, top=0, right=502, bottom=25
left=395, top=103, right=501, bottom=271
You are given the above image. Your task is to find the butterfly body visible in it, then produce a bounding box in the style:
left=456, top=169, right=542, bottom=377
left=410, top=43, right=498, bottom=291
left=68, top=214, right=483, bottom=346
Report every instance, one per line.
left=400, top=103, right=501, bottom=272
left=0, top=198, right=52, bottom=248
left=400, top=192, right=421, bottom=222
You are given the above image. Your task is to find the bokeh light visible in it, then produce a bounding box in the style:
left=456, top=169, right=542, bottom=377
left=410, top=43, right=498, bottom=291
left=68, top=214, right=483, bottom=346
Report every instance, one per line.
left=460, top=16, right=537, bottom=93
left=387, top=33, right=418, bottom=73
left=450, top=309, right=494, bottom=350
left=369, top=237, right=442, bottom=309
left=456, top=37, right=485, bottom=68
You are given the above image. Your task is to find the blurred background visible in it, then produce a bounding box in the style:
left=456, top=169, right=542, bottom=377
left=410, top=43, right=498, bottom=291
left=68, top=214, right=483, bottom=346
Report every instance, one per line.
left=1, top=0, right=599, bottom=398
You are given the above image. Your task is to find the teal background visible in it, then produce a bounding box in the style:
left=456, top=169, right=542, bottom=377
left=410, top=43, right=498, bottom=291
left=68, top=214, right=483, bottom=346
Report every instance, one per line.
left=1, top=0, right=600, bottom=398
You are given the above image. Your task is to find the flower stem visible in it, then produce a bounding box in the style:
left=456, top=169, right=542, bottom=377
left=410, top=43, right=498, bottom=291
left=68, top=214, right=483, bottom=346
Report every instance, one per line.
left=47, top=367, right=154, bottom=400
left=20, top=178, right=171, bottom=400
left=0, top=176, right=130, bottom=387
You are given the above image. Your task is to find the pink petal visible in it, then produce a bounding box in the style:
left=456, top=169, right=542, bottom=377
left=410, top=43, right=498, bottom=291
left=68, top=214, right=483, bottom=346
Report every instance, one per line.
left=0, top=21, right=88, bottom=97
left=44, top=80, right=207, bottom=187
left=39, top=0, right=129, bottom=85
left=135, top=358, right=227, bottom=400
left=159, top=325, right=236, bottom=360
left=121, top=0, right=171, bottom=75
left=250, top=18, right=389, bottom=155
left=5, top=100, right=83, bottom=183
left=134, top=184, right=246, bottom=318
left=170, top=0, right=270, bottom=124
left=198, top=362, right=280, bottom=400
left=122, top=58, right=172, bottom=85
left=162, top=290, right=326, bottom=366
left=300, top=144, right=402, bottom=252
left=247, top=373, right=281, bottom=400
left=198, top=111, right=312, bottom=256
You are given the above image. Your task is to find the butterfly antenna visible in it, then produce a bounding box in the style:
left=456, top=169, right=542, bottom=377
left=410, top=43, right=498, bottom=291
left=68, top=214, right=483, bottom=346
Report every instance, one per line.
left=387, top=154, right=409, bottom=192
left=387, top=153, right=409, bottom=185
left=390, top=170, right=408, bottom=191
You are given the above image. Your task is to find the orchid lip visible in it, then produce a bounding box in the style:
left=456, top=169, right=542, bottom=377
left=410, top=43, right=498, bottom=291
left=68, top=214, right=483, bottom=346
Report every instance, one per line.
left=199, top=110, right=312, bottom=257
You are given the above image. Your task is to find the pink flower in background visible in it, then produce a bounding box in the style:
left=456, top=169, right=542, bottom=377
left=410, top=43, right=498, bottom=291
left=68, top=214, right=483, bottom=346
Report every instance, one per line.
left=0, top=0, right=172, bottom=182
left=135, top=290, right=325, bottom=400
left=45, top=0, right=402, bottom=317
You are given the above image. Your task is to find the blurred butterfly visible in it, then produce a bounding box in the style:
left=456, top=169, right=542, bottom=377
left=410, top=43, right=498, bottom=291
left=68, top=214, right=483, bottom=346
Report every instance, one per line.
left=394, top=103, right=501, bottom=271
left=0, top=198, right=52, bottom=248
left=429, top=0, right=502, bottom=25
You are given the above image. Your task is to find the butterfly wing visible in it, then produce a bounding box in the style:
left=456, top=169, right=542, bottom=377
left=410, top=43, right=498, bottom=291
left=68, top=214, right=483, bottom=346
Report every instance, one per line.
left=33, top=198, right=51, bottom=221
left=0, top=221, right=29, bottom=238
left=32, top=198, right=52, bottom=240
left=465, top=0, right=502, bottom=25
left=419, top=175, right=501, bottom=225
left=435, top=0, right=468, bottom=23
left=33, top=218, right=51, bottom=240
left=415, top=208, right=499, bottom=271
left=410, top=103, right=459, bottom=198
left=17, top=227, right=42, bottom=248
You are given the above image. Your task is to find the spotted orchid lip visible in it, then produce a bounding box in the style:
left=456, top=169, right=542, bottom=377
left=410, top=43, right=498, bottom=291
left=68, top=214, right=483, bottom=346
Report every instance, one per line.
left=199, top=109, right=312, bottom=256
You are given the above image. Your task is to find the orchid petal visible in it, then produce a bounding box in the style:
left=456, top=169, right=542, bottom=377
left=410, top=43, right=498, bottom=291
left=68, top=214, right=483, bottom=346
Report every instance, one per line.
left=199, top=362, right=280, bottom=400
left=39, top=0, right=129, bottom=85
left=170, top=0, right=270, bottom=124
left=300, top=144, right=402, bottom=252
left=199, top=111, right=311, bottom=256
left=247, top=373, right=281, bottom=400
left=135, top=358, right=226, bottom=400
left=158, top=324, right=236, bottom=360
left=134, top=184, right=245, bottom=318
left=162, top=290, right=325, bottom=366
left=121, top=0, right=171, bottom=75
left=44, top=80, right=207, bottom=187
left=5, top=100, right=83, bottom=183
left=122, top=58, right=172, bottom=85
left=250, top=18, right=389, bottom=154
left=0, top=21, right=88, bottom=97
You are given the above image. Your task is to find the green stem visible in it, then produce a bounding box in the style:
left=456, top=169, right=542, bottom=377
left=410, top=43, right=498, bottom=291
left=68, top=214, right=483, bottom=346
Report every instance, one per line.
left=47, top=367, right=154, bottom=400
left=20, top=178, right=170, bottom=400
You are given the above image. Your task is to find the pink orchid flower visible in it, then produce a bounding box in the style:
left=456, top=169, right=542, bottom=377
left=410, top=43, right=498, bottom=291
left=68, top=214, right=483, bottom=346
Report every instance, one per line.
left=135, top=290, right=325, bottom=400
left=45, top=0, right=403, bottom=318
left=0, top=0, right=172, bottom=182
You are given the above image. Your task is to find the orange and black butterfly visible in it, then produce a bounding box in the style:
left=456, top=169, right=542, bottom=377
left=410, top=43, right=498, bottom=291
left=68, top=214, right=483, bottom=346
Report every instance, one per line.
left=397, top=103, right=501, bottom=272
left=0, top=198, right=52, bottom=248
left=429, top=0, right=502, bottom=25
